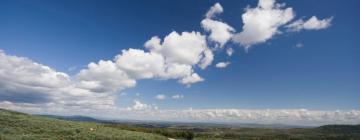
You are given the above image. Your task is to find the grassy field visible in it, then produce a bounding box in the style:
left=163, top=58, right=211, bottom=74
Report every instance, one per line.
left=1, top=108, right=360, bottom=140
left=0, top=108, right=167, bottom=140
left=107, top=123, right=360, bottom=140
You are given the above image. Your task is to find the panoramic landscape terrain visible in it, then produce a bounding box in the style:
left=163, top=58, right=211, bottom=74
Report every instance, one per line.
left=0, top=0, right=359, bottom=139
left=1, top=108, right=360, bottom=140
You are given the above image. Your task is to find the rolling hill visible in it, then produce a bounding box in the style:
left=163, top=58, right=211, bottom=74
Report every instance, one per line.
left=0, top=108, right=167, bottom=140
left=1, top=108, right=360, bottom=140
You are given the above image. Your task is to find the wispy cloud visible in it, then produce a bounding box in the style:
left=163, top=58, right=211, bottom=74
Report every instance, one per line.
left=286, top=16, right=333, bottom=32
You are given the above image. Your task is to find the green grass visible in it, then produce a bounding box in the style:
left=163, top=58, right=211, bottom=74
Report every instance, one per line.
left=0, top=108, right=168, bottom=140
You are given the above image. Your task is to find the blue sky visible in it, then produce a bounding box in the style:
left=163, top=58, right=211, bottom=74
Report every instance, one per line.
left=0, top=0, right=359, bottom=124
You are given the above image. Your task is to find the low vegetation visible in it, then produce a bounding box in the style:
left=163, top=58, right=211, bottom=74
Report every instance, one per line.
left=1, top=108, right=360, bottom=140
left=107, top=123, right=360, bottom=140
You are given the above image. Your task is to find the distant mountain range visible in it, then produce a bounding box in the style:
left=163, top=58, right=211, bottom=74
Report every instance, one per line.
left=39, top=114, right=109, bottom=123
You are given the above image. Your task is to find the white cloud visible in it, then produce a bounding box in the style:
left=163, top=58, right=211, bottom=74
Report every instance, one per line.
left=147, top=31, right=210, bottom=65
left=172, top=94, right=184, bottom=99
left=179, top=73, right=204, bottom=85
left=78, top=30, right=212, bottom=89
left=144, top=31, right=213, bottom=84
left=232, top=0, right=294, bottom=47
left=159, top=63, right=192, bottom=79
left=127, top=100, right=151, bottom=111
left=76, top=60, right=136, bottom=93
left=0, top=51, right=118, bottom=113
left=205, top=3, right=223, bottom=19
left=144, top=36, right=162, bottom=52
left=216, top=61, right=230, bottom=68
left=201, top=19, right=235, bottom=47
left=155, top=94, right=166, bottom=100
left=114, top=49, right=165, bottom=79
left=0, top=51, right=70, bottom=104
left=0, top=51, right=70, bottom=90
left=286, top=16, right=333, bottom=32
left=201, top=3, right=235, bottom=48
left=226, top=48, right=234, bottom=56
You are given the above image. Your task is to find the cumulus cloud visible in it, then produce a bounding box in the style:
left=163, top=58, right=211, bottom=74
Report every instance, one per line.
left=144, top=31, right=212, bottom=84
left=126, top=100, right=151, bottom=111
left=0, top=51, right=70, bottom=90
left=179, top=73, right=204, bottom=86
left=114, top=49, right=165, bottom=79
left=0, top=51, right=69, bottom=104
left=79, top=30, right=212, bottom=88
left=0, top=51, right=119, bottom=113
left=201, top=3, right=235, bottom=48
left=76, top=60, right=136, bottom=93
left=155, top=94, right=166, bottom=100
left=232, top=0, right=294, bottom=47
left=205, top=3, right=223, bottom=19
left=0, top=43, right=208, bottom=114
left=216, top=61, right=230, bottom=68
left=201, top=19, right=235, bottom=47
left=286, top=16, right=333, bottom=32
left=232, top=0, right=333, bottom=49
left=146, top=31, right=209, bottom=65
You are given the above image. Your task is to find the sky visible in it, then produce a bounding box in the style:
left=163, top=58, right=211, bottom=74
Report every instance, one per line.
left=0, top=0, right=359, bottom=125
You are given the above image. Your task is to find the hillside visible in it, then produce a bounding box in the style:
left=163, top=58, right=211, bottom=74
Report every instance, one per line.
left=0, top=108, right=167, bottom=140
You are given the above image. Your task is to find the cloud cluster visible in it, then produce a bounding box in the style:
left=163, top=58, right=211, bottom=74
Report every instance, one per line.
left=126, top=100, right=154, bottom=111
left=0, top=51, right=120, bottom=112
left=0, top=30, right=211, bottom=112
left=2, top=99, right=358, bottom=126
left=77, top=30, right=214, bottom=94
left=232, top=0, right=332, bottom=49
left=0, top=51, right=70, bottom=102
left=143, top=31, right=212, bottom=84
